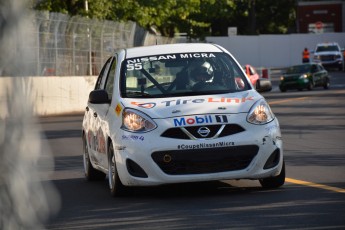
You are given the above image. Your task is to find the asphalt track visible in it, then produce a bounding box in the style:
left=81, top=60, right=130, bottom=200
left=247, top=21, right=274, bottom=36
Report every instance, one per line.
left=42, top=71, right=345, bottom=229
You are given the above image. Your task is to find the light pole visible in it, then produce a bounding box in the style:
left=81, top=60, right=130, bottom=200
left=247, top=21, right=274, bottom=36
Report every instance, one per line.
left=85, top=0, right=92, bottom=75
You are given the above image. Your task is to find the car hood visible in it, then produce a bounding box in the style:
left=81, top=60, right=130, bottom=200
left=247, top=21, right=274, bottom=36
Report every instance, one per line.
left=120, top=90, right=262, bottom=119
left=315, top=51, right=341, bottom=55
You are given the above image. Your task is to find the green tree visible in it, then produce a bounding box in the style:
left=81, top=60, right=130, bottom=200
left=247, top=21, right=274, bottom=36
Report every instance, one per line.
left=191, top=0, right=296, bottom=36
left=33, top=0, right=113, bottom=19
left=32, top=0, right=296, bottom=38
left=255, top=0, right=296, bottom=34
left=32, top=0, right=207, bottom=37
left=110, top=0, right=207, bottom=38
left=191, top=0, right=238, bottom=38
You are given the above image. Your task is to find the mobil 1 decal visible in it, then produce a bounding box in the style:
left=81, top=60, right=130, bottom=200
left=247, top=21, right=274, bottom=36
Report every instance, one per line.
left=173, top=114, right=229, bottom=127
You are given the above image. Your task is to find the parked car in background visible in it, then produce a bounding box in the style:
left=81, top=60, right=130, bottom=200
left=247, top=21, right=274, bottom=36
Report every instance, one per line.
left=312, top=42, right=344, bottom=71
left=82, top=43, right=285, bottom=196
left=279, top=63, right=330, bottom=92
left=243, top=64, right=272, bottom=92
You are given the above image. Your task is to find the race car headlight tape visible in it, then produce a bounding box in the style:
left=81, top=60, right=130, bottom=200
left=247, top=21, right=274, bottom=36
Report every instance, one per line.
left=122, top=108, right=157, bottom=132
left=247, top=99, right=275, bottom=125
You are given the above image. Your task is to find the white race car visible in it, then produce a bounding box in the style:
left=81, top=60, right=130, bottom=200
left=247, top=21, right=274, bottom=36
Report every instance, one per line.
left=82, top=43, right=285, bottom=196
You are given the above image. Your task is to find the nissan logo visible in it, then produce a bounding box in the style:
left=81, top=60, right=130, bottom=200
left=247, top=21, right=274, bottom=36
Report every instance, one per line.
left=197, top=127, right=211, bottom=137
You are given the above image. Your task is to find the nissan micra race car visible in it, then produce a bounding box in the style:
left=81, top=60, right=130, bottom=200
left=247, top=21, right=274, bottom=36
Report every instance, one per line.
left=82, top=43, right=285, bottom=196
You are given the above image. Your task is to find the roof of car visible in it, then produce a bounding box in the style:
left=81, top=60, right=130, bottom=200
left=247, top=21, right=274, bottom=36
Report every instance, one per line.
left=316, top=42, right=339, bottom=47
left=124, top=43, right=224, bottom=58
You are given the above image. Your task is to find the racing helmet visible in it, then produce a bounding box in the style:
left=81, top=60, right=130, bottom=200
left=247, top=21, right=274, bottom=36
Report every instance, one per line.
left=190, top=61, right=214, bottom=82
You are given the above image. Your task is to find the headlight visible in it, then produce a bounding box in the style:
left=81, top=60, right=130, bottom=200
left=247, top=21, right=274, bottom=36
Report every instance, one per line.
left=334, top=55, right=341, bottom=60
left=299, top=74, right=308, bottom=79
left=121, top=108, right=157, bottom=132
left=280, top=76, right=284, bottom=81
left=247, top=99, right=275, bottom=125
left=314, top=55, right=320, bottom=60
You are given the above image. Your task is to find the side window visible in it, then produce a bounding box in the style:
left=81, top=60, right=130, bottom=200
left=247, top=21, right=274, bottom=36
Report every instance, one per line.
left=311, top=65, right=317, bottom=73
left=95, top=57, right=113, bottom=90
left=104, top=55, right=118, bottom=101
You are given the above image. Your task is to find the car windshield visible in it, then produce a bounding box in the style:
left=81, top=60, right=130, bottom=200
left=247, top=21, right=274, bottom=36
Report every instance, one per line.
left=316, top=45, right=339, bottom=52
left=286, top=64, right=311, bottom=74
left=121, top=52, right=250, bottom=98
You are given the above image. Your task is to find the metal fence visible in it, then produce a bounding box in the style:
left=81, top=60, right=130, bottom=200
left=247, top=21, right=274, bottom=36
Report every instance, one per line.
left=2, top=11, right=182, bottom=77
left=36, top=11, right=139, bottom=76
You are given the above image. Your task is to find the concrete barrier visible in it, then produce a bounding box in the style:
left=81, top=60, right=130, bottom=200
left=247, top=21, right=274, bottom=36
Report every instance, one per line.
left=0, top=76, right=97, bottom=118
left=1, top=68, right=286, bottom=118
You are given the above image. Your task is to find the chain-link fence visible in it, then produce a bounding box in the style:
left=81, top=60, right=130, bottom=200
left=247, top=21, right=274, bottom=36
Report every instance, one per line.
left=37, top=11, right=141, bottom=76
left=1, top=11, right=183, bottom=77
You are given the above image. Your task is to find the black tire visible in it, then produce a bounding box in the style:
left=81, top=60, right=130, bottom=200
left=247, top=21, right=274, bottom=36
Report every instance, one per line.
left=259, top=161, right=285, bottom=189
left=323, top=78, right=330, bottom=89
left=83, top=134, right=106, bottom=181
left=108, top=143, right=126, bottom=196
left=255, top=80, right=260, bottom=90
left=307, top=81, right=313, bottom=90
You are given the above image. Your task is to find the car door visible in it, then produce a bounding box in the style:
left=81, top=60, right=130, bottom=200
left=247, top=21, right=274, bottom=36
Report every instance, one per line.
left=311, top=64, right=322, bottom=86
left=317, top=64, right=328, bottom=84
left=318, top=65, right=329, bottom=86
left=314, top=64, right=326, bottom=86
left=91, top=55, right=118, bottom=170
left=86, top=56, right=113, bottom=169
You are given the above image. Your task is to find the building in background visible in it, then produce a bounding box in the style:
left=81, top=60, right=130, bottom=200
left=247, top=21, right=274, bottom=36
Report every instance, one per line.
left=297, top=0, right=345, bottom=33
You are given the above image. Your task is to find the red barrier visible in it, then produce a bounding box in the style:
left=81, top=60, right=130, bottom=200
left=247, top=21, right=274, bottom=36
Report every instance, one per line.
left=262, top=68, right=268, bottom=79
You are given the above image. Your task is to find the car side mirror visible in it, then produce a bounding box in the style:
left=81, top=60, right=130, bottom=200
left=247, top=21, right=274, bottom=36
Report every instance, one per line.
left=88, top=89, right=110, bottom=104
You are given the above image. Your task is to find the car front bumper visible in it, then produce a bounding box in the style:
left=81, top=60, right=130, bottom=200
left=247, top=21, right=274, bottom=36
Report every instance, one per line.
left=279, top=78, right=310, bottom=90
left=113, top=115, right=284, bottom=186
left=314, top=58, right=343, bottom=69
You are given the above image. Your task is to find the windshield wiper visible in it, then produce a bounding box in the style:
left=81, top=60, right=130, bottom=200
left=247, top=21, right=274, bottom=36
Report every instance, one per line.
left=126, top=91, right=154, bottom=98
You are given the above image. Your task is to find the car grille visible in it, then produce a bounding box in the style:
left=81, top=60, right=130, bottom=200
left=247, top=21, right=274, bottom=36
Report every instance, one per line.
left=320, top=55, right=335, bottom=61
left=284, top=82, right=299, bottom=88
left=151, top=145, right=259, bottom=175
left=283, top=76, right=299, bottom=82
left=161, top=124, right=245, bottom=140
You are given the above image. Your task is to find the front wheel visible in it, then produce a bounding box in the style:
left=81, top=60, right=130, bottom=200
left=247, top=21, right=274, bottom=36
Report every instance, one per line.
left=255, top=80, right=260, bottom=90
left=323, top=79, right=330, bottom=89
left=83, top=134, right=106, bottom=181
left=307, top=81, right=313, bottom=90
left=279, top=87, right=286, bottom=92
left=108, top=143, right=126, bottom=196
left=259, top=161, right=285, bottom=189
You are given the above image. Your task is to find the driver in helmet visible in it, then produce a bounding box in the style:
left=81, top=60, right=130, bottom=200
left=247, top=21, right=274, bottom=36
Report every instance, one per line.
left=190, top=61, right=214, bottom=90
